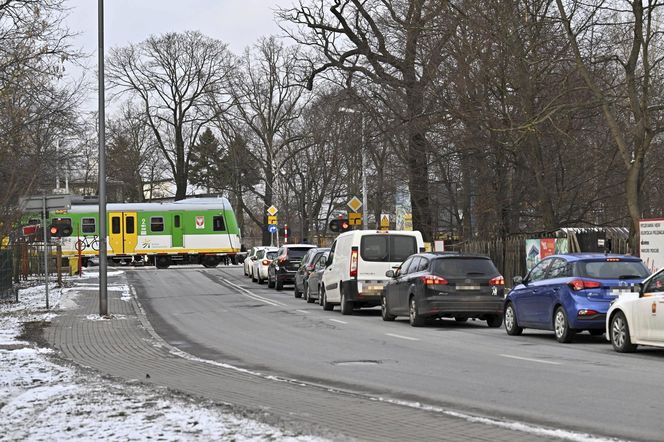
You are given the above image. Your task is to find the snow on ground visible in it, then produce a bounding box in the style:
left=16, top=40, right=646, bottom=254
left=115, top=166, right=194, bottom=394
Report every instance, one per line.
left=0, top=272, right=325, bottom=441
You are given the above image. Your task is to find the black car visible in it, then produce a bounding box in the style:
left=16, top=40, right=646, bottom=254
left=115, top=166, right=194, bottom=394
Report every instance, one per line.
left=304, top=251, right=330, bottom=303
left=267, top=244, right=317, bottom=290
left=294, top=247, right=330, bottom=299
left=381, top=252, right=505, bottom=327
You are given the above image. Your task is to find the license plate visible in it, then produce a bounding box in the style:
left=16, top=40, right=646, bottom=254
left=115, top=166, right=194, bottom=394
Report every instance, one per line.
left=457, top=285, right=480, bottom=291
left=610, top=289, right=631, bottom=296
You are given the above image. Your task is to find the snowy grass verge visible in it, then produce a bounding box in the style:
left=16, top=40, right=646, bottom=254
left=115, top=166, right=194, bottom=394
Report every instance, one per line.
left=0, top=273, right=325, bottom=441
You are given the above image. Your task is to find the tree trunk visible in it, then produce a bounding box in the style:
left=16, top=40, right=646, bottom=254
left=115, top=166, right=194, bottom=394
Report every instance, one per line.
left=625, top=158, right=644, bottom=253
left=406, top=89, right=432, bottom=242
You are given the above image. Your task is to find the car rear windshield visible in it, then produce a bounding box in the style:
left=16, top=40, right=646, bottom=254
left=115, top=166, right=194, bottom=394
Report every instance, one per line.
left=360, top=235, right=417, bottom=262
left=266, top=251, right=278, bottom=259
left=576, top=260, right=649, bottom=279
left=287, top=247, right=314, bottom=259
left=432, top=258, right=499, bottom=278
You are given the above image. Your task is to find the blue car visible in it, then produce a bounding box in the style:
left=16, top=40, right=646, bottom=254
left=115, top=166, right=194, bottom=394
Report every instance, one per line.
left=504, top=254, right=650, bottom=343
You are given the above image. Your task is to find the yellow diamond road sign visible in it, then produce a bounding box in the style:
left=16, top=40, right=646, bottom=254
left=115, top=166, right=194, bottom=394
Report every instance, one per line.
left=266, top=205, right=278, bottom=216
left=347, top=196, right=362, bottom=212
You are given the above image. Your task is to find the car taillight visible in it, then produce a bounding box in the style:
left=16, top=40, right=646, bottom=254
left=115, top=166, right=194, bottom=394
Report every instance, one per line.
left=350, top=247, right=358, bottom=278
left=489, top=276, right=505, bottom=286
left=420, top=275, right=448, bottom=285
left=262, top=259, right=271, bottom=266
left=568, top=279, right=602, bottom=291
left=578, top=309, right=599, bottom=317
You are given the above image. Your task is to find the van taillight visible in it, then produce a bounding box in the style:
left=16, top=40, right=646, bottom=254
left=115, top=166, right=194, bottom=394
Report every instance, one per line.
left=420, top=275, right=448, bottom=285
left=568, top=279, right=602, bottom=291
left=350, top=247, right=358, bottom=278
left=489, top=276, right=505, bottom=286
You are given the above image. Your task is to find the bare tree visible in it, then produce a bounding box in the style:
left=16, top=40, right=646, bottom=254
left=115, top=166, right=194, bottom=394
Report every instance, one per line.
left=224, top=36, right=308, bottom=245
left=279, top=0, right=457, bottom=241
left=107, top=31, right=233, bottom=200
left=556, top=0, right=664, bottom=250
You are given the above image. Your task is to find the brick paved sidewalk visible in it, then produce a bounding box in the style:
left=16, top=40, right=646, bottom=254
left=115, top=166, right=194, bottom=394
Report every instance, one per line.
left=43, top=270, right=559, bottom=441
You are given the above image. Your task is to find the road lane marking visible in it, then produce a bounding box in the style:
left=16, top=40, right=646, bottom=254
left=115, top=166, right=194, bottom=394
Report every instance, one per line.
left=499, top=354, right=561, bottom=365
left=385, top=333, right=420, bottom=341
left=329, top=319, right=347, bottom=324
left=220, top=278, right=286, bottom=307
left=295, top=309, right=309, bottom=314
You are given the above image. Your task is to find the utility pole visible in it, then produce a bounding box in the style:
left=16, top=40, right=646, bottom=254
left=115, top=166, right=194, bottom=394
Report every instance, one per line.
left=98, top=0, right=108, bottom=316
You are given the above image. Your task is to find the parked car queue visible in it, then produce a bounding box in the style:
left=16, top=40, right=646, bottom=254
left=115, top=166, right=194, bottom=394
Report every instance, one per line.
left=242, top=230, right=663, bottom=354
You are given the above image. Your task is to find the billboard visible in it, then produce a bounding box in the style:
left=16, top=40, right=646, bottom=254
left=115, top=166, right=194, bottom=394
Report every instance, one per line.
left=640, top=219, right=664, bottom=272
left=525, top=238, right=569, bottom=271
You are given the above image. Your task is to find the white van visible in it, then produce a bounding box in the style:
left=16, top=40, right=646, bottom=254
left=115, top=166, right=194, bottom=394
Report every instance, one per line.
left=320, top=230, right=425, bottom=314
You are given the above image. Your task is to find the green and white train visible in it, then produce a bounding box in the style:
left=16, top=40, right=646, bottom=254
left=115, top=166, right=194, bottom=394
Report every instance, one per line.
left=46, top=197, right=241, bottom=268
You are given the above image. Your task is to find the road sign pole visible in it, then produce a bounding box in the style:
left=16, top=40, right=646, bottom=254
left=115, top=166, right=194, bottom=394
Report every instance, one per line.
left=42, top=193, right=49, bottom=310
left=98, top=0, right=108, bottom=317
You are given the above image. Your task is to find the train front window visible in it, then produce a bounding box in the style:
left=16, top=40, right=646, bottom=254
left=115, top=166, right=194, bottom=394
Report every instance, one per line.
left=151, top=217, right=164, bottom=232
left=213, top=215, right=226, bottom=231
left=81, top=218, right=96, bottom=234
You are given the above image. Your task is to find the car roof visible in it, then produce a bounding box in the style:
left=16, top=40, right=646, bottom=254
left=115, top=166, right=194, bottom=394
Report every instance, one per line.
left=415, top=252, right=491, bottom=260
left=282, top=244, right=317, bottom=248
left=547, top=253, right=642, bottom=262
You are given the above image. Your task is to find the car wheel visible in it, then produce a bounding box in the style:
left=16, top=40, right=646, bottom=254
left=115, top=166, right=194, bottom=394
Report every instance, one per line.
left=381, top=294, right=396, bottom=321
left=318, top=286, right=324, bottom=306
left=340, top=289, right=353, bottom=315
left=554, top=307, right=575, bottom=343
left=276, top=279, right=283, bottom=291
left=257, top=274, right=264, bottom=284
left=504, top=303, right=523, bottom=336
left=322, top=289, right=333, bottom=311
left=409, top=296, right=425, bottom=327
left=267, top=272, right=275, bottom=288
left=588, top=329, right=604, bottom=336
left=294, top=282, right=302, bottom=298
left=455, top=316, right=468, bottom=323
left=486, top=314, right=503, bottom=328
left=251, top=271, right=257, bottom=282
left=611, top=311, right=638, bottom=353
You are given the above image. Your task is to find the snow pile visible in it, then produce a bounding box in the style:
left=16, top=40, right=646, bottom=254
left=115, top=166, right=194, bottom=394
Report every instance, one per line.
left=0, top=275, right=325, bottom=441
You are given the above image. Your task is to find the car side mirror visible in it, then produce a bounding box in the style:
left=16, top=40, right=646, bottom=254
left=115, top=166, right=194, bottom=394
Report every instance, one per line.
left=386, top=270, right=395, bottom=278
left=513, top=276, right=524, bottom=286
left=636, top=282, right=645, bottom=297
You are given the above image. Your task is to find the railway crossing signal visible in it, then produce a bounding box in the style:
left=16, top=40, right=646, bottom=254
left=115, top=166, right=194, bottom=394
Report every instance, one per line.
left=50, top=219, right=73, bottom=238
left=329, top=218, right=351, bottom=233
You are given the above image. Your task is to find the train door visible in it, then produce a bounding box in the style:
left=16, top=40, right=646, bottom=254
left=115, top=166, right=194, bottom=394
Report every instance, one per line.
left=109, top=212, right=138, bottom=254
left=172, top=213, right=183, bottom=247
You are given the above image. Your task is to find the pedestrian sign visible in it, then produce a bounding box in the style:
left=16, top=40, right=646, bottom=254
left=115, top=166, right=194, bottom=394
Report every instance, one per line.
left=349, top=212, right=362, bottom=226
left=267, top=205, right=278, bottom=216
left=268, top=215, right=278, bottom=225
left=347, top=196, right=362, bottom=212
left=380, top=214, right=390, bottom=230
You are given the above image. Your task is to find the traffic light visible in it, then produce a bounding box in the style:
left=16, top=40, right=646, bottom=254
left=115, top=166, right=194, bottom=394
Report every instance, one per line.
left=49, top=218, right=73, bottom=238
left=329, top=218, right=351, bottom=233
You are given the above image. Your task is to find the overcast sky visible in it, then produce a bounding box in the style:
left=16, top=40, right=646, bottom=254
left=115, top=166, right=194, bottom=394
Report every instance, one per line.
left=64, top=0, right=295, bottom=106
left=65, top=0, right=295, bottom=65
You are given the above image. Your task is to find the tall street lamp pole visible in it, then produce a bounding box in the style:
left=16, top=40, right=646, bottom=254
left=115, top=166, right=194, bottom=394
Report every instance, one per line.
left=98, top=0, right=108, bottom=316
left=340, top=107, right=368, bottom=229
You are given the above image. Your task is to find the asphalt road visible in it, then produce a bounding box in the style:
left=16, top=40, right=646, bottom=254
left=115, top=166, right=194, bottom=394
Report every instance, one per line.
left=128, top=265, right=664, bottom=441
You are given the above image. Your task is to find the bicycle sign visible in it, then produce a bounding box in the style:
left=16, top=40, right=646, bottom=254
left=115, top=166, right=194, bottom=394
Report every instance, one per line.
left=74, top=236, right=100, bottom=252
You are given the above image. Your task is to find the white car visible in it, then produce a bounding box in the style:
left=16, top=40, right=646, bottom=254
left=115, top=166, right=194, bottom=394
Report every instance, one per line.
left=607, top=268, right=664, bottom=352
left=244, top=246, right=269, bottom=277
left=320, top=230, right=424, bottom=314
left=252, top=247, right=278, bottom=284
